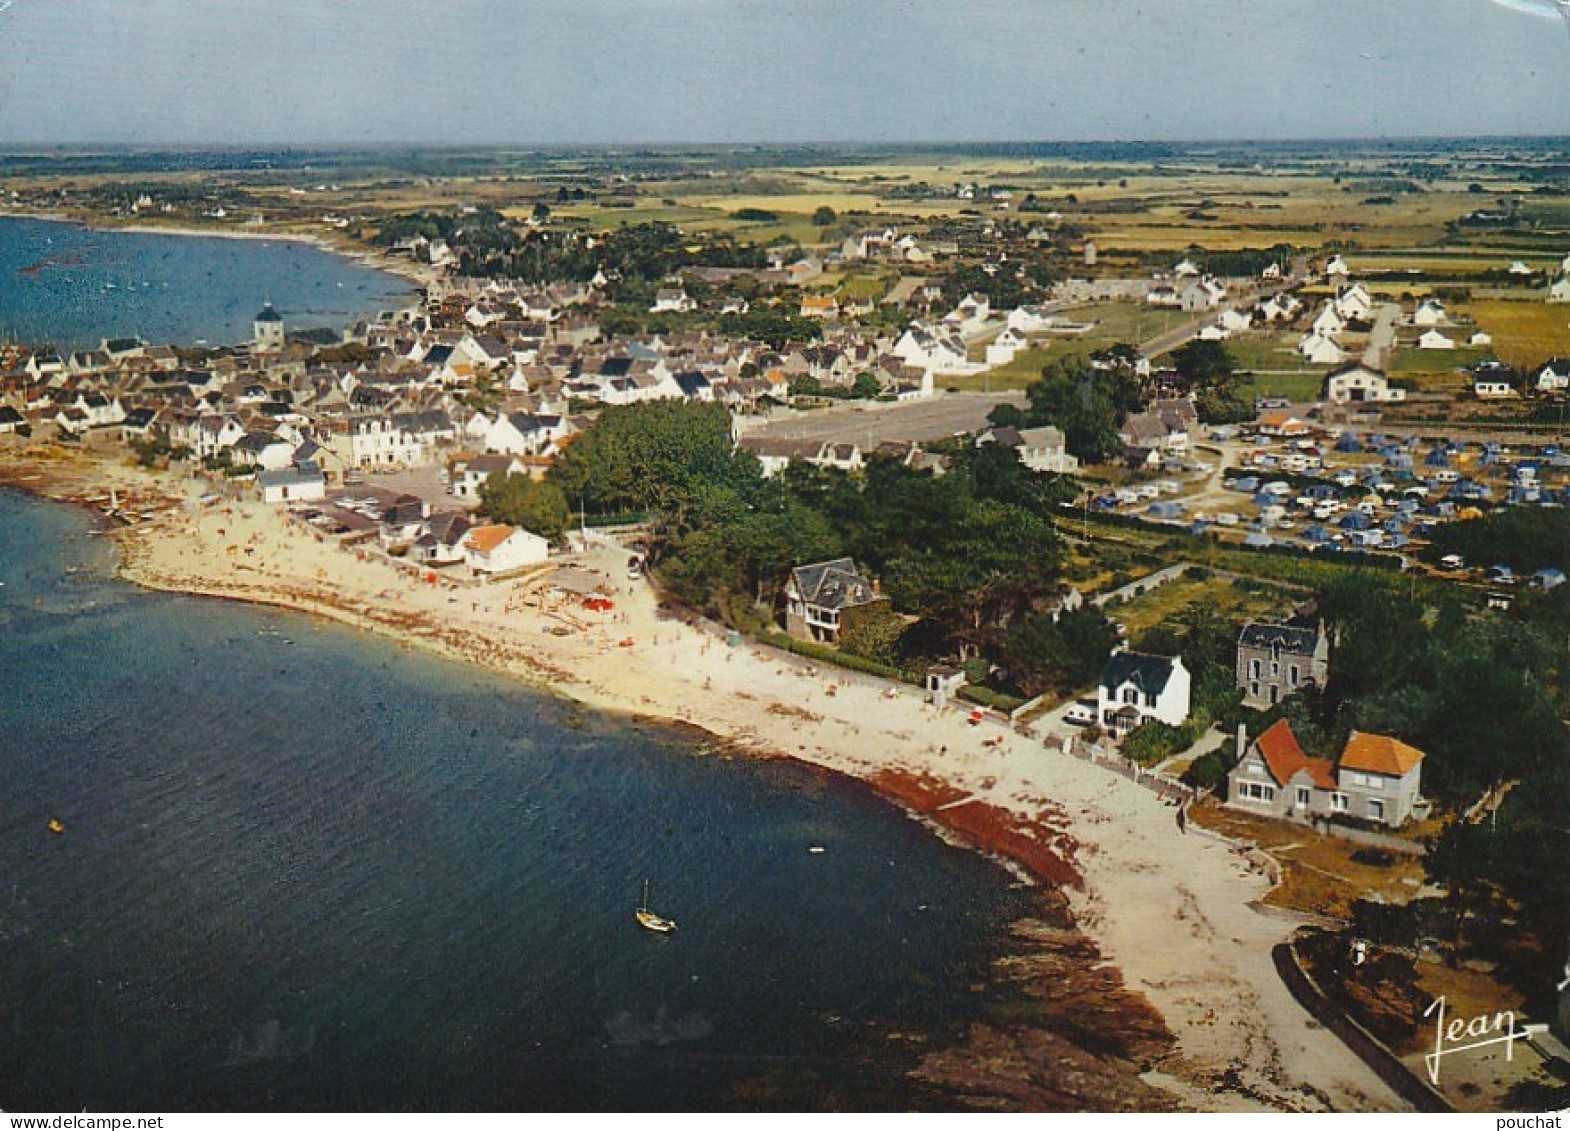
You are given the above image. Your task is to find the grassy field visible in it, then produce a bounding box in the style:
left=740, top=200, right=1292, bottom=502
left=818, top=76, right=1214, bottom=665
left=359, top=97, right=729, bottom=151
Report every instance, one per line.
left=834, top=272, right=896, bottom=302
left=948, top=302, right=1182, bottom=391
left=1225, top=335, right=1316, bottom=373
left=947, top=346, right=1051, bottom=392
left=1239, top=372, right=1326, bottom=402
left=1108, top=573, right=1289, bottom=638
left=1386, top=344, right=1489, bottom=377
left=1468, top=300, right=1570, bottom=370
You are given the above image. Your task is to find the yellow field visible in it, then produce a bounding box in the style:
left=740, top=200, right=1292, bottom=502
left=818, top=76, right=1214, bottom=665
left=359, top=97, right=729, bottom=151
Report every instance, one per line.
left=680, top=192, right=873, bottom=214
left=1468, top=300, right=1570, bottom=369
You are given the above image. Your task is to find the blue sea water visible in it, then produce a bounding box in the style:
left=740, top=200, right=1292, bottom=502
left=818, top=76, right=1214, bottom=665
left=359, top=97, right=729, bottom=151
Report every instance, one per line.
left=0, top=217, right=416, bottom=350
left=0, top=490, right=1028, bottom=1111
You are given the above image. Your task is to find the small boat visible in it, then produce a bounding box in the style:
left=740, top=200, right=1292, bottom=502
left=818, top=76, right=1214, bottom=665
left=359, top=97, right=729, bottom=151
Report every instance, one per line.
left=48, top=819, right=65, bottom=835
left=635, top=878, right=676, bottom=933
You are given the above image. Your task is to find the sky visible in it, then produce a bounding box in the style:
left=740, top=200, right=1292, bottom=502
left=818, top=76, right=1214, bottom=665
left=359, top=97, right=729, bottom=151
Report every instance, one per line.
left=0, top=0, right=1567, bottom=145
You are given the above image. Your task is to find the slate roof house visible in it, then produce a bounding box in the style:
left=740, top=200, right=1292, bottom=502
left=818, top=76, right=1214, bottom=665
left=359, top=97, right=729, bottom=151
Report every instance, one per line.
left=1096, top=651, right=1191, bottom=739
left=783, top=558, right=888, bottom=646
left=1235, top=621, right=1330, bottom=708
left=1226, top=720, right=1426, bottom=828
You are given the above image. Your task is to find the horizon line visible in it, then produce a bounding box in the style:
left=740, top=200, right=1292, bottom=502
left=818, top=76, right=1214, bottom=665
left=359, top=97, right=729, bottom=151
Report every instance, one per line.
left=4, top=133, right=1570, bottom=154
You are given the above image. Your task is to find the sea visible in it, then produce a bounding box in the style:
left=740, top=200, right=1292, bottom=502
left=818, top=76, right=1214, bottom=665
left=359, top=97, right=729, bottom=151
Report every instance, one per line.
left=0, top=489, right=1030, bottom=1110
left=0, top=217, right=416, bottom=350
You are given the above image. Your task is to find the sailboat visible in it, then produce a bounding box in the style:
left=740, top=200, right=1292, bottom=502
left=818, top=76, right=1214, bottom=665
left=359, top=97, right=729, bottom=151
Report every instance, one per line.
left=635, top=878, right=676, bottom=933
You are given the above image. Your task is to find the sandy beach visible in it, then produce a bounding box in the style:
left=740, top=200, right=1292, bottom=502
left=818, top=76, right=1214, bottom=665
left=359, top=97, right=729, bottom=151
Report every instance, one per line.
left=0, top=446, right=1405, bottom=1112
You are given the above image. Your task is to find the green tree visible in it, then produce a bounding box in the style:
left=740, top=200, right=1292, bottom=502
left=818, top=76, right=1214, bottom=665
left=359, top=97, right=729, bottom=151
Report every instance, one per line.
left=548, top=400, right=754, bottom=521
left=1023, top=366, right=1121, bottom=464
left=479, top=474, right=571, bottom=542
left=812, top=206, right=838, bottom=226
left=1171, top=339, right=1238, bottom=396
left=788, top=372, right=825, bottom=398
left=1001, top=605, right=1119, bottom=696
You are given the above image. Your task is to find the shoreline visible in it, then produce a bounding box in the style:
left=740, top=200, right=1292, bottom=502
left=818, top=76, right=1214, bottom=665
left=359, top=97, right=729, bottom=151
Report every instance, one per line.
left=0, top=446, right=1407, bottom=1112
left=0, top=208, right=437, bottom=297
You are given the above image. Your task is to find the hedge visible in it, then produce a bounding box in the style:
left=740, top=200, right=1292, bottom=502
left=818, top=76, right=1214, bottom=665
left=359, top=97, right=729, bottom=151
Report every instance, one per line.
left=957, top=685, right=1027, bottom=713
left=756, top=631, right=919, bottom=684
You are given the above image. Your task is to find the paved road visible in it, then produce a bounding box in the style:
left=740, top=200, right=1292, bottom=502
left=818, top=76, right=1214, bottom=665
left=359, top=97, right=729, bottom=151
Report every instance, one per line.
left=1362, top=304, right=1401, bottom=370
left=738, top=391, right=1026, bottom=447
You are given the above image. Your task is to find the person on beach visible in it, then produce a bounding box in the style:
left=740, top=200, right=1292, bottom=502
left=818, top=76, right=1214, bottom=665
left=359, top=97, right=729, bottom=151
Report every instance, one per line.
left=1176, top=802, right=1187, bottom=834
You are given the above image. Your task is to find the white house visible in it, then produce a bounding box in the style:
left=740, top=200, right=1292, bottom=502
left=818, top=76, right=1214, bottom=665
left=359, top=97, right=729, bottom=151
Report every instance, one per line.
left=1257, top=295, right=1300, bottom=324
left=1096, top=652, right=1191, bottom=739
left=1535, top=359, right=1570, bottom=393
left=945, top=293, right=993, bottom=336
left=1333, top=284, right=1374, bottom=321
left=1179, top=277, right=1227, bottom=312
left=1006, top=306, right=1061, bottom=335
left=1217, top=308, right=1254, bottom=334
left=1015, top=425, right=1079, bottom=474
left=1299, top=333, right=1347, bottom=366
left=978, top=425, right=1079, bottom=474
left=232, top=431, right=297, bottom=471
left=893, top=324, right=982, bottom=376
left=1549, top=277, right=1570, bottom=304
left=462, top=524, right=550, bottom=575
left=1474, top=379, right=1518, bottom=399
left=451, top=453, right=526, bottom=501
left=1413, top=299, right=1448, bottom=327
left=985, top=326, right=1028, bottom=367
left=1311, top=305, right=1347, bottom=338
left=650, top=288, right=696, bottom=314
left=257, top=464, right=327, bottom=504
left=1417, top=329, right=1455, bottom=350
left=1325, top=255, right=1350, bottom=281
left=483, top=412, right=572, bottom=457
left=180, top=414, right=247, bottom=460
left=328, top=413, right=449, bottom=469
left=1323, top=364, right=1406, bottom=404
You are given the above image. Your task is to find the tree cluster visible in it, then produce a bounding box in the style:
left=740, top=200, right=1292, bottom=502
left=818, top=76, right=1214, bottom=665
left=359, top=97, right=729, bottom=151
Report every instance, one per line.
left=546, top=402, right=1076, bottom=666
